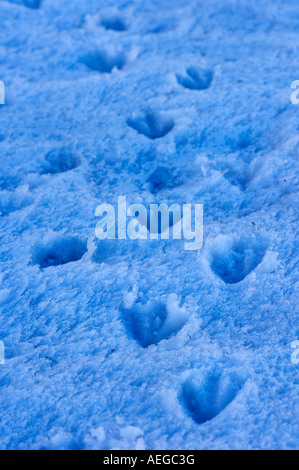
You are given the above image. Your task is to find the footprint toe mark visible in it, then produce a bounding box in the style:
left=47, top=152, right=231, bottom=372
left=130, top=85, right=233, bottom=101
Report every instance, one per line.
left=101, top=14, right=127, bottom=32
left=33, top=236, right=87, bottom=269
left=122, top=299, right=186, bottom=348
left=210, top=234, right=266, bottom=284
left=41, top=147, right=81, bottom=174
left=177, top=66, right=213, bottom=91
left=147, top=166, right=179, bottom=194
left=8, top=0, right=42, bottom=8
left=24, top=0, right=41, bottom=7
left=82, top=50, right=126, bottom=74
left=0, top=186, right=33, bottom=217
left=182, top=368, right=244, bottom=424
left=127, top=111, right=174, bottom=140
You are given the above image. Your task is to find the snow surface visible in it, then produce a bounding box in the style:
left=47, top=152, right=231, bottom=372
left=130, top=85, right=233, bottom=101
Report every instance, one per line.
left=0, top=0, right=298, bottom=450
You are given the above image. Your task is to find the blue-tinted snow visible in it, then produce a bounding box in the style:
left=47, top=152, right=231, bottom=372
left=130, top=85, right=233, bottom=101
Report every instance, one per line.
left=0, top=0, right=298, bottom=450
